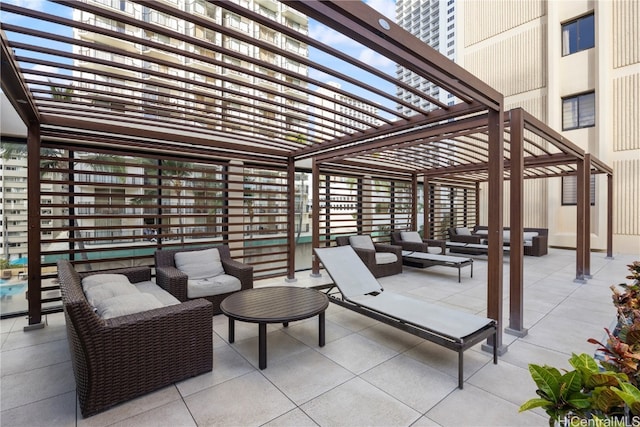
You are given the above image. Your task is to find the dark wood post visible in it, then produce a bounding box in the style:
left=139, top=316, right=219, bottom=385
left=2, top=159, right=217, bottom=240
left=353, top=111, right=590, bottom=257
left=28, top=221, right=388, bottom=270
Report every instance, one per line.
left=26, top=123, right=44, bottom=329
left=506, top=109, right=527, bottom=337
left=484, top=108, right=505, bottom=355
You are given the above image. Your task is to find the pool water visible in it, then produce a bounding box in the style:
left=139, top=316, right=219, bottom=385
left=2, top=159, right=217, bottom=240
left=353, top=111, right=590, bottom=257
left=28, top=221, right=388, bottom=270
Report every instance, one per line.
left=0, top=283, right=27, bottom=297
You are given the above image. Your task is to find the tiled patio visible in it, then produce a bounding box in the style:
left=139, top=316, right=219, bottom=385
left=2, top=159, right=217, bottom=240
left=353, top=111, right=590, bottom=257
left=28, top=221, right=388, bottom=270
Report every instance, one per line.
left=1, top=249, right=637, bottom=426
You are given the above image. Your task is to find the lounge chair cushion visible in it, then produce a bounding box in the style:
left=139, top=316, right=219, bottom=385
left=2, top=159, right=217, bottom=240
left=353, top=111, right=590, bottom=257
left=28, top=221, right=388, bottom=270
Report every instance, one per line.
left=81, top=273, right=131, bottom=291
left=187, top=274, right=241, bottom=298
left=375, top=252, right=399, bottom=265
left=523, top=231, right=539, bottom=242
left=95, top=293, right=163, bottom=319
left=349, top=235, right=375, bottom=251
left=175, top=248, right=224, bottom=280
left=455, top=227, right=472, bottom=236
left=84, top=281, right=139, bottom=307
left=400, top=231, right=422, bottom=243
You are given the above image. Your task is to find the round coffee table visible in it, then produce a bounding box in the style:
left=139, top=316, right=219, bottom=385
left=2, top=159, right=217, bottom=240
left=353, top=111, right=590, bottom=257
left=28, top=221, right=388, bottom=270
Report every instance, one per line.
left=220, top=286, right=329, bottom=369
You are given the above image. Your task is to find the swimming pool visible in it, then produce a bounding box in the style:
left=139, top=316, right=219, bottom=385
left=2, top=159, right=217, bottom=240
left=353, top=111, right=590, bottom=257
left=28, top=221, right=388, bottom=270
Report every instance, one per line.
left=0, top=282, right=27, bottom=297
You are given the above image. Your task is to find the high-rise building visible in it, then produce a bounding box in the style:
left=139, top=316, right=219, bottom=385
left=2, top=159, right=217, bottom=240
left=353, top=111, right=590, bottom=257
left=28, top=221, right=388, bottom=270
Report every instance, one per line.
left=0, top=150, right=28, bottom=262
left=395, top=0, right=458, bottom=114
left=72, top=0, right=309, bottom=136
left=458, top=0, right=639, bottom=254
left=312, top=82, right=382, bottom=137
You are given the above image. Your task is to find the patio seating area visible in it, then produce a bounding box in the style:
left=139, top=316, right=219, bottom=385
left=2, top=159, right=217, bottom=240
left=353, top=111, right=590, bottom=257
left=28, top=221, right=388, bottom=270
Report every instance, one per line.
left=1, top=248, right=635, bottom=426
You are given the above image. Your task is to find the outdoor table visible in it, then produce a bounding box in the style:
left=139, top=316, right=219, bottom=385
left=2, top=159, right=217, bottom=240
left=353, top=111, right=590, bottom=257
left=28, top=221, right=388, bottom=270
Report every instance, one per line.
left=220, top=286, right=329, bottom=369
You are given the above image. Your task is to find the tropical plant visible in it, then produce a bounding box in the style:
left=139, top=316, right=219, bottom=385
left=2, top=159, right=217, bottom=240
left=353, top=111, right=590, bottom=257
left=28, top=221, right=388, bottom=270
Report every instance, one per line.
left=0, top=258, right=10, bottom=270
left=519, top=353, right=628, bottom=426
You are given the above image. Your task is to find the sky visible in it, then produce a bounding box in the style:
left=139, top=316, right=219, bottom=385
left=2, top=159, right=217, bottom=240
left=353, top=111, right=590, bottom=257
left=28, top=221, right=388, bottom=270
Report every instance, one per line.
left=2, top=0, right=399, bottom=110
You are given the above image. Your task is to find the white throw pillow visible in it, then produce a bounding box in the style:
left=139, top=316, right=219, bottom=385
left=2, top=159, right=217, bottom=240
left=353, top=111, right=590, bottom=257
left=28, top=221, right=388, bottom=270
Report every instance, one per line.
left=349, top=235, right=375, bottom=251
left=84, top=282, right=139, bottom=307
left=82, top=274, right=131, bottom=291
left=523, top=231, right=539, bottom=242
left=427, top=246, right=442, bottom=254
left=400, top=231, right=422, bottom=243
left=175, top=248, right=224, bottom=280
left=455, top=227, right=472, bottom=236
left=95, top=293, right=163, bottom=319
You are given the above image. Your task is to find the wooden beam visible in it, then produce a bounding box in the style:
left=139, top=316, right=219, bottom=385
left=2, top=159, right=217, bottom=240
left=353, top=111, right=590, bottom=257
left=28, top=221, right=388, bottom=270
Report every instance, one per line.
left=0, top=29, right=38, bottom=125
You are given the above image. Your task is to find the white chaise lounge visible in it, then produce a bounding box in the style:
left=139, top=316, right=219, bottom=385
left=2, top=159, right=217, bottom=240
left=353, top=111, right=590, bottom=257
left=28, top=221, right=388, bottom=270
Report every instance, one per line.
left=314, top=245, right=497, bottom=389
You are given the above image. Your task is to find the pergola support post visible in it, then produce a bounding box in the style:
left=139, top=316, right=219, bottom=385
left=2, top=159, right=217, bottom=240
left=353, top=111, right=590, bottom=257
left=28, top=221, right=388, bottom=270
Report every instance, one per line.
left=584, top=154, right=592, bottom=278
left=574, top=158, right=587, bottom=283
left=26, top=123, right=44, bottom=330
left=285, top=157, right=297, bottom=282
left=606, top=173, right=614, bottom=259
left=412, top=174, right=418, bottom=233
left=505, top=108, right=527, bottom=337
left=310, top=160, right=321, bottom=277
left=481, top=108, right=507, bottom=356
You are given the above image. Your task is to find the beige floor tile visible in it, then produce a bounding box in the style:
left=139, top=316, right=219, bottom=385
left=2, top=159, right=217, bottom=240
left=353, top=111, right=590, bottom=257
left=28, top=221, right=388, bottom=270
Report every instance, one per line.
left=176, top=345, right=254, bottom=397
left=107, top=399, right=196, bottom=427
left=77, top=386, right=183, bottom=427
left=404, top=340, right=492, bottom=384
left=1, top=338, right=70, bottom=376
left=300, top=377, right=421, bottom=427
left=0, top=390, right=76, bottom=427
left=357, top=321, right=423, bottom=352
left=283, top=316, right=353, bottom=346
left=316, top=332, right=398, bottom=374
left=361, top=354, right=457, bottom=413
left=260, top=348, right=354, bottom=405
left=185, top=371, right=295, bottom=426
left=0, top=361, right=75, bottom=412
left=426, top=383, right=546, bottom=426
left=261, top=408, right=318, bottom=427
left=467, top=360, right=540, bottom=407
left=230, top=329, right=309, bottom=369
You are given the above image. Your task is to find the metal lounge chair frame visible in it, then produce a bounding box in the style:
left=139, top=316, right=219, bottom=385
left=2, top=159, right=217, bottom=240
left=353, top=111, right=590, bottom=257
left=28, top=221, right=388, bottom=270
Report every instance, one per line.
left=314, top=245, right=497, bottom=389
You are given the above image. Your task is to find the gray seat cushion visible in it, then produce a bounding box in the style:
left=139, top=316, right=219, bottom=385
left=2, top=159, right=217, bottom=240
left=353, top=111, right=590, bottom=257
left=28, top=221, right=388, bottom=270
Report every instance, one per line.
left=187, top=274, right=241, bottom=298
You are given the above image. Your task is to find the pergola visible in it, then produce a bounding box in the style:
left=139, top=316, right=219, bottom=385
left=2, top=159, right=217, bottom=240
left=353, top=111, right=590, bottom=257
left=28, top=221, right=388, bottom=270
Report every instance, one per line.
left=0, top=1, right=612, bottom=350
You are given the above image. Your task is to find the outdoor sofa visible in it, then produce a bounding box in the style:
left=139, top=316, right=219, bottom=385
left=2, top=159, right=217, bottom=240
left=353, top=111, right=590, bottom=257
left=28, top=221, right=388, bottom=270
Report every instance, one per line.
left=448, top=226, right=548, bottom=256
left=57, top=260, right=213, bottom=417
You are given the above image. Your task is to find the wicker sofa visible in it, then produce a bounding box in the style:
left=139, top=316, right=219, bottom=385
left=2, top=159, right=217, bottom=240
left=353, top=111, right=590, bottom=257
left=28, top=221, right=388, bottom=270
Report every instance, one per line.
left=335, top=235, right=402, bottom=278
left=154, top=245, right=253, bottom=315
left=448, top=226, right=548, bottom=256
left=57, top=260, right=213, bottom=417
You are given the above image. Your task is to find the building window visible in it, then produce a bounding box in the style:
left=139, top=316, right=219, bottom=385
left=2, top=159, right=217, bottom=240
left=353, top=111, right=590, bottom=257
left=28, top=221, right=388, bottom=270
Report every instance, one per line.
left=562, top=92, right=595, bottom=130
left=562, top=13, right=594, bottom=56
left=561, top=175, right=595, bottom=206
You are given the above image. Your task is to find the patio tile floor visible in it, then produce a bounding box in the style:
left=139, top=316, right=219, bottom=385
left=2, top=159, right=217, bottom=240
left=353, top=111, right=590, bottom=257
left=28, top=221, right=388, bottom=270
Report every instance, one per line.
left=0, top=248, right=637, bottom=426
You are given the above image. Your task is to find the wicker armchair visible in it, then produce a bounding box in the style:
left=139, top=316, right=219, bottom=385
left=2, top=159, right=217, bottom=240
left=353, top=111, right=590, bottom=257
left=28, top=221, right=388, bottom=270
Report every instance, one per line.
left=57, top=260, right=213, bottom=417
left=154, top=245, right=253, bottom=315
left=335, top=235, right=402, bottom=278
left=390, top=231, right=446, bottom=254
